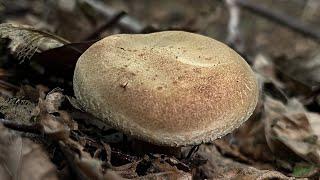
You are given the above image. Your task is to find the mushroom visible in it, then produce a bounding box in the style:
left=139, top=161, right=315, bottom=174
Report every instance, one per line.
left=73, top=31, right=259, bottom=147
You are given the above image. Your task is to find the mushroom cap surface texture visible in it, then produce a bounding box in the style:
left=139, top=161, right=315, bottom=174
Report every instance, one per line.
left=73, top=31, right=259, bottom=147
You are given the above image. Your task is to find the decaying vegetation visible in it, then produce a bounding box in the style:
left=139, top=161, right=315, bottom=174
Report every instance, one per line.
left=0, top=0, right=319, bottom=179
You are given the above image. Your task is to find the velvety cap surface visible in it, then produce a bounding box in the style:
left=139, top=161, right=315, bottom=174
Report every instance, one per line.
left=73, top=31, right=259, bottom=146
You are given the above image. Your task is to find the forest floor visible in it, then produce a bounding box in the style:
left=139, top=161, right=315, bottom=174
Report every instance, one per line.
left=0, top=0, right=319, bottom=179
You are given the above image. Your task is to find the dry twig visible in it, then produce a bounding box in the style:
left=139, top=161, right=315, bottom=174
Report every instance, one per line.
left=234, top=0, right=320, bottom=41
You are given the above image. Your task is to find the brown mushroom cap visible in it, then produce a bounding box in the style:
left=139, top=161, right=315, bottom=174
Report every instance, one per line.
left=73, top=31, right=259, bottom=146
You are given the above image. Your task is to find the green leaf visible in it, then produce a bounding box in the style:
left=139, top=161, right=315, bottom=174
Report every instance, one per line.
left=292, top=164, right=316, bottom=177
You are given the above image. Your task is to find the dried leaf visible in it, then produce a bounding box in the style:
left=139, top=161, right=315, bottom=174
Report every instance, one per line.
left=0, top=124, right=22, bottom=180
left=59, top=139, right=125, bottom=180
left=0, top=124, right=58, bottom=180
left=194, top=144, right=291, bottom=180
left=66, top=95, right=84, bottom=111
left=34, top=97, right=70, bottom=140
left=135, top=155, right=192, bottom=180
left=274, top=51, right=320, bottom=88
left=264, top=97, right=320, bottom=165
left=137, top=171, right=192, bottom=180
left=0, top=96, right=35, bottom=124
left=45, top=88, right=65, bottom=114
left=0, top=23, right=68, bottom=61
left=112, top=161, right=139, bottom=179
left=253, top=54, right=312, bottom=96
left=233, top=99, right=274, bottom=162
left=32, top=88, right=78, bottom=140
left=307, top=112, right=320, bottom=138
left=16, top=84, right=49, bottom=103
left=30, top=41, right=95, bottom=74
left=59, top=141, right=105, bottom=180
left=214, top=139, right=253, bottom=164
left=104, top=170, right=125, bottom=180
left=253, top=54, right=289, bottom=101
left=253, top=54, right=284, bottom=89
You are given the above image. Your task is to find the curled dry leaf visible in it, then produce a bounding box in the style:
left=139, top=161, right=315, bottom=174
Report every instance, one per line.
left=59, top=141, right=106, bottom=180
left=253, top=53, right=311, bottom=96
left=253, top=54, right=289, bottom=102
left=135, top=155, right=192, bottom=180
left=137, top=171, right=192, bottom=180
left=112, top=161, right=139, bottom=179
left=194, top=144, right=291, bottom=180
left=32, top=88, right=77, bottom=140
left=33, top=97, right=70, bottom=140
left=274, top=51, right=320, bottom=88
left=59, top=140, right=125, bottom=180
left=253, top=54, right=284, bottom=90
left=44, top=88, right=65, bottom=114
left=0, top=23, right=68, bottom=61
left=214, top=138, right=253, bottom=164
left=233, top=97, right=274, bottom=162
left=0, top=124, right=58, bottom=180
left=307, top=112, right=320, bottom=138
left=16, top=84, right=49, bottom=103
left=0, top=96, right=35, bottom=124
left=104, top=170, right=126, bottom=180
left=264, top=97, right=320, bottom=165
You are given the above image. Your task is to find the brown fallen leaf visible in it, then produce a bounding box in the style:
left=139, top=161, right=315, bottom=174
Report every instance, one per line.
left=44, top=88, right=65, bottom=114
left=274, top=51, right=320, bottom=88
left=214, top=138, right=253, bottom=164
left=16, top=84, right=49, bottom=103
left=59, top=137, right=127, bottom=180
left=0, top=124, right=58, bottom=180
left=253, top=53, right=311, bottom=97
left=30, top=41, right=96, bottom=81
left=307, top=112, right=320, bottom=138
left=137, top=171, right=192, bottom=180
left=232, top=97, right=274, bottom=162
left=0, top=23, right=68, bottom=61
left=104, top=170, right=126, bottom=180
left=59, top=141, right=106, bottom=180
left=112, top=161, right=139, bottom=179
left=0, top=96, right=35, bottom=124
left=135, top=155, right=192, bottom=180
left=264, top=96, right=320, bottom=165
left=253, top=54, right=284, bottom=90
left=194, top=144, right=291, bottom=180
left=32, top=88, right=78, bottom=140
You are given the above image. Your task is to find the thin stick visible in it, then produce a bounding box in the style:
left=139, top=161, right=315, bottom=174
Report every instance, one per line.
left=79, top=0, right=147, bottom=34
left=234, top=0, right=320, bottom=41
left=83, top=11, right=126, bottom=41
left=186, top=145, right=200, bottom=160
left=226, top=0, right=244, bottom=53
left=0, top=118, right=41, bottom=134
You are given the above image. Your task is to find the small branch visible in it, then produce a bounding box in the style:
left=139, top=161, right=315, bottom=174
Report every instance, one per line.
left=83, top=11, right=126, bottom=41
left=0, top=118, right=41, bottom=134
left=302, top=0, right=320, bottom=21
left=79, top=0, right=148, bottom=37
left=234, top=0, right=320, bottom=41
left=225, top=0, right=244, bottom=53
left=186, top=145, right=200, bottom=160
left=0, top=79, right=20, bottom=90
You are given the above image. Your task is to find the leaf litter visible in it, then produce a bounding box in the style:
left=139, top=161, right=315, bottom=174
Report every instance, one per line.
left=0, top=124, right=59, bottom=180
left=1, top=0, right=320, bottom=179
left=0, top=23, right=68, bottom=62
